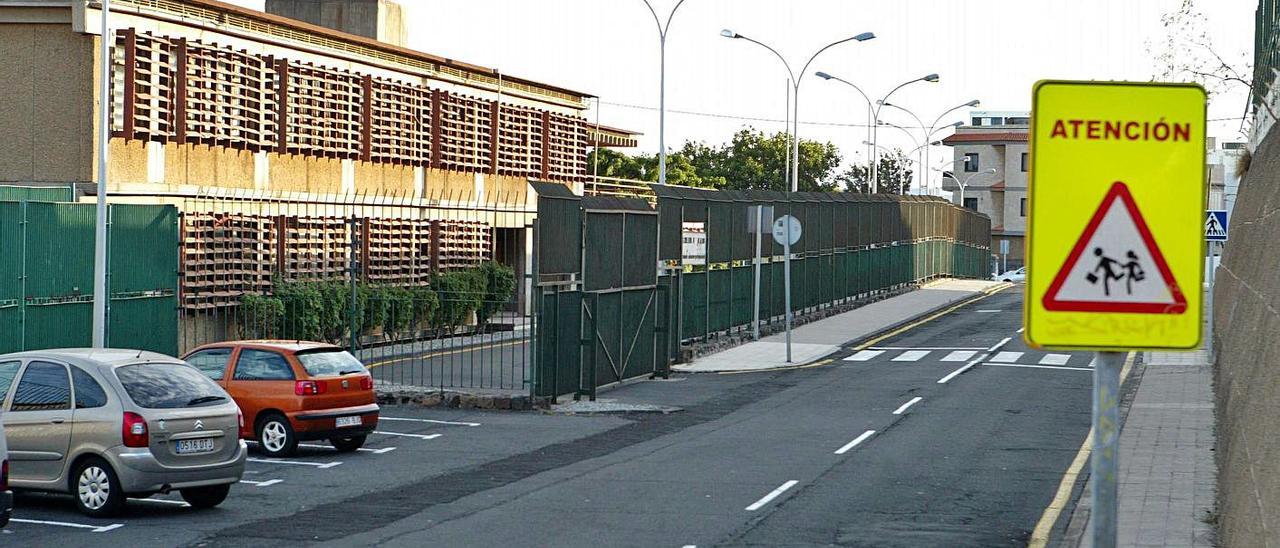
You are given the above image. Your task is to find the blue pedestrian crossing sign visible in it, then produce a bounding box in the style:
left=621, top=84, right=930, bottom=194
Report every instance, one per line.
left=1205, top=210, right=1228, bottom=242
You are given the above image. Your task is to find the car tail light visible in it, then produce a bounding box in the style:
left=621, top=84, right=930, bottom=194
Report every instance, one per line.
left=122, top=412, right=149, bottom=448
left=1, top=459, right=8, bottom=491
left=237, top=407, right=245, bottom=429
left=360, top=376, right=374, bottom=390
left=295, top=380, right=326, bottom=396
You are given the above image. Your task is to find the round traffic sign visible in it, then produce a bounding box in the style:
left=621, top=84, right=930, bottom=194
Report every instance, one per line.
left=772, top=215, right=802, bottom=246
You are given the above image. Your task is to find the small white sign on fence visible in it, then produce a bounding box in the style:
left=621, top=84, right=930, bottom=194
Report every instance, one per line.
left=682, top=222, right=707, bottom=265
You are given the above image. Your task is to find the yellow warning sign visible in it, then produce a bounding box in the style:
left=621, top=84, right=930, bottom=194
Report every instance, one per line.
left=1025, top=81, right=1206, bottom=350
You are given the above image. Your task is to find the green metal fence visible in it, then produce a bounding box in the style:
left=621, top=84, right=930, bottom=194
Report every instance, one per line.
left=0, top=201, right=179, bottom=355
left=655, top=188, right=990, bottom=343
left=0, top=185, right=74, bottom=203
left=531, top=183, right=990, bottom=400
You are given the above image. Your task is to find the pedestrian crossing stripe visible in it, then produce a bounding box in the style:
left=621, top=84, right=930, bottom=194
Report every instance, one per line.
left=845, top=350, right=885, bottom=362
left=1039, top=353, right=1071, bottom=365
left=940, top=350, right=977, bottom=362
left=991, top=351, right=1023, bottom=363
left=891, top=350, right=930, bottom=362
left=1042, top=182, right=1187, bottom=314
left=844, top=348, right=1084, bottom=366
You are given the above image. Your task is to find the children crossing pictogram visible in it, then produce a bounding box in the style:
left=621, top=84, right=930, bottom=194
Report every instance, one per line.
left=1042, top=181, right=1187, bottom=314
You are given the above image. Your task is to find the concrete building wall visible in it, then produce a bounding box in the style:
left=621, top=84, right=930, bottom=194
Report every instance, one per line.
left=1213, top=125, right=1280, bottom=548
left=265, top=0, right=405, bottom=46
left=0, top=22, right=94, bottom=183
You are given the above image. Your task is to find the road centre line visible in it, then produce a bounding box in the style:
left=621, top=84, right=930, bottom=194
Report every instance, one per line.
left=1027, top=352, right=1135, bottom=547
left=937, top=354, right=989, bottom=384
left=745, top=480, right=799, bottom=511
left=985, top=363, right=1093, bottom=372
left=834, top=430, right=878, bottom=455
left=988, top=337, right=1013, bottom=352
left=298, top=443, right=397, bottom=454
left=10, top=518, right=124, bottom=533
left=892, top=397, right=923, bottom=415
left=379, top=416, right=480, bottom=427
left=374, top=430, right=442, bottom=440
left=852, top=287, right=1008, bottom=351
left=239, top=479, right=283, bottom=487
left=247, top=457, right=343, bottom=469
left=977, top=309, right=1001, bottom=313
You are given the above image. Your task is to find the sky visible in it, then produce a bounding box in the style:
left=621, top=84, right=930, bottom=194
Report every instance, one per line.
left=229, top=0, right=1255, bottom=169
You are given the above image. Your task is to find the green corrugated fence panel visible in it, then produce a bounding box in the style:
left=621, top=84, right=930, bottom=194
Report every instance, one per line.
left=682, top=271, right=707, bottom=340
left=0, top=185, right=73, bottom=203
left=619, top=289, right=657, bottom=380
left=109, top=296, right=177, bottom=355
left=24, top=202, right=94, bottom=300
left=0, top=202, right=21, bottom=353
left=109, top=204, right=179, bottom=293
left=731, top=266, right=753, bottom=328
left=707, top=269, right=731, bottom=333
left=24, top=302, right=93, bottom=349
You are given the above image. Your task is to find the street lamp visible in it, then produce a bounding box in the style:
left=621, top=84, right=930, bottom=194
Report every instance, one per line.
left=641, top=0, right=691, bottom=187
left=814, top=71, right=874, bottom=173
left=942, top=167, right=995, bottom=207
left=878, top=99, right=977, bottom=195
left=721, top=29, right=875, bottom=192
left=862, top=140, right=938, bottom=194
left=869, top=74, right=939, bottom=192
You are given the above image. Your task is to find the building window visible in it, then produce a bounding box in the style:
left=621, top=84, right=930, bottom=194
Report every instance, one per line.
left=963, top=197, right=978, bottom=211
left=1020, top=198, right=1027, bottom=217
left=964, top=153, right=979, bottom=172
left=1020, top=153, right=1028, bottom=172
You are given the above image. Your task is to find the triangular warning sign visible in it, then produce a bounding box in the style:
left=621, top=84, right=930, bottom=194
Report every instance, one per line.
left=1043, top=181, right=1187, bottom=314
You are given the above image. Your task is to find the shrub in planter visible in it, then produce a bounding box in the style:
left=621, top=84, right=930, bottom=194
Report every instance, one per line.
left=476, top=261, right=517, bottom=326
left=240, top=293, right=285, bottom=339
left=379, top=285, right=415, bottom=339
left=409, top=285, right=440, bottom=330
left=433, top=270, right=485, bottom=330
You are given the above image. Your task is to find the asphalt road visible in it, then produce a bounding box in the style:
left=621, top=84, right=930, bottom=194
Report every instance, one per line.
left=5, top=285, right=1095, bottom=547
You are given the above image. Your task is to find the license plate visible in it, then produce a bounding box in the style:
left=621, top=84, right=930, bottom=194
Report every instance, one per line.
left=176, top=438, right=216, bottom=454
left=336, top=416, right=362, bottom=428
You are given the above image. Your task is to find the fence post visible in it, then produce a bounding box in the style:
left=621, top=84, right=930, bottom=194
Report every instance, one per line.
left=348, top=216, right=359, bottom=353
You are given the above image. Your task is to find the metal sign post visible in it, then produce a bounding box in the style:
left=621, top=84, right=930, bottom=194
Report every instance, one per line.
left=749, top=205, right=771, bottom=340
left=772, top=214, right=802, bottom=363
left=1091, top=350, right=1125, bottom=545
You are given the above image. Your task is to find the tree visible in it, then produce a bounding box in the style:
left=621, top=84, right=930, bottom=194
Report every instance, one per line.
left=588, top=127, right=843, bottom=192
left=836, top=149, right=915, bottom=194
left=1149, top=0, right=1266, bottom=127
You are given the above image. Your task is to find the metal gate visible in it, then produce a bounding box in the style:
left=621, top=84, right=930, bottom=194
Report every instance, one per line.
left=532, top=183, right=668, bottom=400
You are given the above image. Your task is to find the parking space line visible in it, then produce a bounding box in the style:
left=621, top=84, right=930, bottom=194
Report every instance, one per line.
left=298, top=443, right=397, bottom=454
left=892, top=397, right=923, bottom=415
left=134, top=498, right=190, bottom=507
left=11, top=518, right=124, bottom=533
left=247, top=457, right=343, bottom=469
left=834, top=430, right=877, bottom=454
left=745, top=480, right=799, bottom=511
left=379, top=417, right=481, bottom=427
left=240, top=479, right=283, bottom=487
left=374, top=430, right=442, bottom=440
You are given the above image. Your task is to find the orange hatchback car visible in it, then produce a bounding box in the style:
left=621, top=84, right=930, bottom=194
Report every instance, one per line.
left=181, top=341, right=379, bottom=457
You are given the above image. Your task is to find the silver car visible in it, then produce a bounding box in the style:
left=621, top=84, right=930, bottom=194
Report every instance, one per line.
left=0, top=349, right=246, bottom=517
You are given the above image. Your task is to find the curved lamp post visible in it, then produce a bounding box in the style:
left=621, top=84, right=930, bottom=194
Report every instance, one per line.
left=640, top=0, right=691, bottom=187
left=721, top=29, right=875, bottom=192
left=942, top=167, right=996, bottom=207
left=814, top=71, right=874, bottom=172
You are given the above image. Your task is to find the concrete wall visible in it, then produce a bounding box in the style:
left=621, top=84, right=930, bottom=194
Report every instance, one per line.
left=265, top=0, right=405, bottom=46
left=1213, top=126, right=1280, bottom=547
left=0, top=23, right=93, bottom=183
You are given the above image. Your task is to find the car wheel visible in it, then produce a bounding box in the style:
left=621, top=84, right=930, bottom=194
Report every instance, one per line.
left=73, top=457, right=125, bottom=517
left=330, top=435, right=367, bottom=452
left=180, top=484, right=231, bottom=509
left=256, top=414, right=298, bottom=457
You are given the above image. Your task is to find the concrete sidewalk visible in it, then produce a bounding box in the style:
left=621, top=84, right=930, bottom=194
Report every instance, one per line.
left=1063, top=348, right=1217, bottom=547
left=672, top=278, right=1007, bottom=373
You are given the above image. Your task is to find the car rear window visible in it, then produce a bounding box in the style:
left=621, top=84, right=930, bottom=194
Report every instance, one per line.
left=115, top=362, right=229, bottom=409
left=295, top=350, right=368, bottom=377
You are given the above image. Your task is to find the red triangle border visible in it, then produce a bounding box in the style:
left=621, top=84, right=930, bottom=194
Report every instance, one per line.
left=1041, top=181, right=1188, bottom=314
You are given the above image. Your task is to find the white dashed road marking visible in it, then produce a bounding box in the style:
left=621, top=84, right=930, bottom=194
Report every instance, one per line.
left=940, top=350, right=977, bottom=362
left=892, top=397, right=923, bottom=415
left=745, top=480, right=799, bottom=511
left=835, top=430, right=878, bottom=454
left=247, top=457, right=343, bottom=469
left=891, top=350, right=930, bottom=362
left=10, top=518, right=123, bottom=533
left=379, top=417, right=481, bottom=427
left=990, top=351, right=1023, bottom=363
left=988, top=337, right=1013, bottom=352
left=1039, top=354, right=1072, bottom=365
left=845, top=350, right=885, bottom=362
left=938, top=354, right=988, bottom=384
